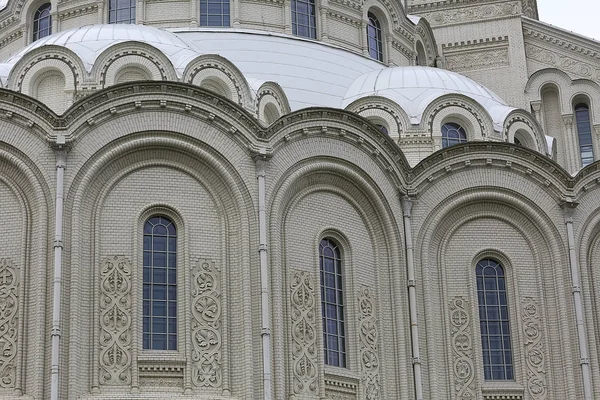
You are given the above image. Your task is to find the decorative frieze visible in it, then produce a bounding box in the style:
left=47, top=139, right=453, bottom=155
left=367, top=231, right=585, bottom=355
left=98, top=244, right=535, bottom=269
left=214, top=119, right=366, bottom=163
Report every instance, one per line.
left=449, top=297, right=475, bottom=400
left=522, top=297, right=547, bottom=399
left=0, top=259, right=18, bottom=389
left=190, top=258, right=222, bottom=387
left=358, top=286, right=381, bottom=400
left=445, top=48, right=510, bottom=72
left=525, top=44, right=600, bottom=82
left=99, top=256, right=132, bottom=385
left=289, top=270, right=318, bottom=395
left=419, top=2, right=520, bottom=27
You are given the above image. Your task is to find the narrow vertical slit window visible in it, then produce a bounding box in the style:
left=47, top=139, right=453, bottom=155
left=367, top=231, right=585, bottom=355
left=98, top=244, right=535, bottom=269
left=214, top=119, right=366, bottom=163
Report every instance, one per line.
left=575, top=103, right=595, bottom=166
left=200, top=0, right=230, bottom=27
left=476, top=259, right=513, bottom=380
left=291, top=0, right=316, bottom=39
left=143, top=216, right=177, bottom=350
left=367, top=12, right=383, bottom=62
left=320, top=238, right=346, bottom=368
left=33, top=4, right=52, bottom=42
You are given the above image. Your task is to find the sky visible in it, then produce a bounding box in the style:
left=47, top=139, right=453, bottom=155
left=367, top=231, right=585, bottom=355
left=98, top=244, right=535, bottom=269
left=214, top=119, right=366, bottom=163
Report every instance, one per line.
left=537, top=0, right=600, bottom=41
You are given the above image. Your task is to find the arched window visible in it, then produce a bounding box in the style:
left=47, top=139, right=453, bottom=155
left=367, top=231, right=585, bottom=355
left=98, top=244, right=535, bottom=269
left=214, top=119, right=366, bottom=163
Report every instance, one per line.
left=574, top=103, right=595, bottom=166
left=320, top=238, right=346, bottom=367
left=376, top=124, right=389, bottom=135
left=476, top=259, right=513, bottom=380
left=33, top=3, right=52, bottom=42
left=200, top=0, right=230, bottom=26
left=441, top=122, right=467, bottom=148
left=143, top=216, right=177, bottom=350
left=367, top=12, right=383, bottom=62
left=291, top=0, right=316, bottom=39
left=108, top=0, right=136, bottom=24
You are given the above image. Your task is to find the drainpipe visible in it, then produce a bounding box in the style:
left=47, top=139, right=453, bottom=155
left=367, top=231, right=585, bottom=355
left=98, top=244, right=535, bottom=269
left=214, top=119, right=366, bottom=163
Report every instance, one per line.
left=51, top=135, right=67, bottom=400
left=563, top=202, right=593, bottom=399
left=255, top=151, right=272, bottom=400
left=401, top=196, right=423, bottom=400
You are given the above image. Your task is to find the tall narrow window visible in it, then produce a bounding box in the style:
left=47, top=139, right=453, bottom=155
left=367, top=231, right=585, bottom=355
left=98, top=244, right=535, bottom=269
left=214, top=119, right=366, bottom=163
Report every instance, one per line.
left=476, top=259, right=513, bottom=380
left=320, top=238, right=346, bottom=367
left=291, top=0, right=316, bottom=39
left=442, top=122, right=467, bottom=148
left=200, top=0, right=230, bottom=27
left=367, top=12, right=383, bottom=62
left=143, top=216, right=177, bottom=350
left=33, top=3, right=52, bottom=41
left=575, top=103, right=595, bottom=166
left=108, top=0, right=136, bottom=24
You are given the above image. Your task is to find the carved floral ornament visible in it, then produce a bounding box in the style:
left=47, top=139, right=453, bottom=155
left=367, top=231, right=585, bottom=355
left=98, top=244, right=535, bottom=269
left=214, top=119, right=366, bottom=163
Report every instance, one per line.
left=449, top=297, right=475, bottom=400
left=522, top=297, right=547, bottom=399
left=420, top=2, right=520, bottom=27
left=0, top=258, right=18, bottom=389
left=358, top=286, right=381, bottom=400
left=525, top=44, right=600, bottom=82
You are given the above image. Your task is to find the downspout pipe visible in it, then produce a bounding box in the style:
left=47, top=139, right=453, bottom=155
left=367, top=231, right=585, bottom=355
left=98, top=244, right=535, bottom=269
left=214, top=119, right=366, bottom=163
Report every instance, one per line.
left=401, top=196, right=423, bottom=400
left=255, top=153, right=272, bottom=400
left=51, top=135, right=67, bottom=400
left=563, top=203, right=593, bottom=399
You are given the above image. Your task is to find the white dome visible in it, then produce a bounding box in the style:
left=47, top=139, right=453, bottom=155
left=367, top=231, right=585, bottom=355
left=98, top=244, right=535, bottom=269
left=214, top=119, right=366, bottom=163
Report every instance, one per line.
left=342, top=66, right=514, bottom=130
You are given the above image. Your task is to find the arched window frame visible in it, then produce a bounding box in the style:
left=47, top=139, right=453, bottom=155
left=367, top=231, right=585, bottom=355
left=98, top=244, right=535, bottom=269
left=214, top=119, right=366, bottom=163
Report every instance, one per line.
left=574, top=102, right=595, bottom=167
left=199, top=0, right=230, bottom=27
left=367, top=11, right=384, bottom=62
left=319, top=237, right=347, bottom=368
left=291, top=0, right=317, bottom=39
left=32, top=3, right=52, bottom=42
left=142, top=215, right=179, bottom=351
left=475, top=257, right=515, bottom=381
left=108, top=0, right=136, bottom=24
left=441, top=121, right=468, bottom=148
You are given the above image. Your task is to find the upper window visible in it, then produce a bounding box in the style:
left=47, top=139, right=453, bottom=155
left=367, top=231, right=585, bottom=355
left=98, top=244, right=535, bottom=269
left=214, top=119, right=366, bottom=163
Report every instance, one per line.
left=200, top=0, right=230, bottom=27
left=109, top=0, right=136, bottom=24
left=442, top=122, right=467, bottom=148
left=367, top=12, right=383, bottom=62
left=320, top=238, right=346, bottom=368
left=476, top=259, right=514, bottom=380
left=291, top=0, right=316, bottom=39
left=33, top=3, right=51, bottom=42
left=143, top=216, right=177, bottom=351
left=574, top=103, right=595, bottom=167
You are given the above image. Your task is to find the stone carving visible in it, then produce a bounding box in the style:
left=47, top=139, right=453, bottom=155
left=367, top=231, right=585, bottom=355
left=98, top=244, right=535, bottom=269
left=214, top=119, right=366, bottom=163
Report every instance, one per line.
left=358, top=286, right=381, bottom=400
left=522, top=0, right=538, bottom=19
left=99, top=256, right=132, bottom=385
left=0, top=259, right=18, bottom=388
left=449, top=297, right=475, bottom=400
left=522, top=297, right=547, bottom=399
left=290, top=270, right=318, bottom=395
left=421, top=2, right=520, bottom=27
left=525, top=44, right=600, bottom=82
left=191, top=258, right=222, bottom=387
left=445, top=49, right=510, bottom=72
left=325, top=392, right=355, bottom=400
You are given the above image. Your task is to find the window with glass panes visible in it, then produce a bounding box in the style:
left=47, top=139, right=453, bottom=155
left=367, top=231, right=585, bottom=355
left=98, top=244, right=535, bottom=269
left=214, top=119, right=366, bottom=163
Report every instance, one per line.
left=291, top=0, right=316, bottom=39
left=108, top=0, right=136, bottom=24
left=143, top=216, right=177, bottom=350
left=319, top=238, right=346, bottom=368
left=200, top=0, right=230, bottom=27
left=575, top=103, right=595, bottom=167
left=33, top=4, right=52, bottom=42
left=441, top=122, right=467, bottom=148
left=476, top=259, right=514, bottom=380
left=367, top=12, right=383, bottom=62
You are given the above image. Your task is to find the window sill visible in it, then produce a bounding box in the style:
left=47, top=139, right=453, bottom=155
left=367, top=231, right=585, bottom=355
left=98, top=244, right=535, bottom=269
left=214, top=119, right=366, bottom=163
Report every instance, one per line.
left=481, top=381, right=524, bottom=400
left=324, top=369, right=359, bottom=398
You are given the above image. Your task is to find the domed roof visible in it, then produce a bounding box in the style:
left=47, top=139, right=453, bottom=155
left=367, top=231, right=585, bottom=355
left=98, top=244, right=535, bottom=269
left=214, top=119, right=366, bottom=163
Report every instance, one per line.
left=342, top=66, right=514, bottom=130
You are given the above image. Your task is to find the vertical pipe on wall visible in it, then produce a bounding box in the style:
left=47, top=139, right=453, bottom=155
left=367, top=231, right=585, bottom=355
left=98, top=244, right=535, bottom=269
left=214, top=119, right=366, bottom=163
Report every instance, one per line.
left=50, top=137, right=67, bottom=400
left=401, top=196, right=423, bottom=400
left=256, top=155, right=272, bottom=400
left=563, top=204, right=593, bottom=400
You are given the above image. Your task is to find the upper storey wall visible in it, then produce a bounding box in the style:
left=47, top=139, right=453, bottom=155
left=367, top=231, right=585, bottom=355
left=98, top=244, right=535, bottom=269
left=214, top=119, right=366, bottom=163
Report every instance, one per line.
left=0, top=0, right=428, bottom=66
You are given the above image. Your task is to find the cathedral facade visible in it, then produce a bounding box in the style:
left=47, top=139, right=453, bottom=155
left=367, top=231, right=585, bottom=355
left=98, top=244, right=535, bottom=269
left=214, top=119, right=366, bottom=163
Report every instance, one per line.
left=0, top=0, right=598, bottom=399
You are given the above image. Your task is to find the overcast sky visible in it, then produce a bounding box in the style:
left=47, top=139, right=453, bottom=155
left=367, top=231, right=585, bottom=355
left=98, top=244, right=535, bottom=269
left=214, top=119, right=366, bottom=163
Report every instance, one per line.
left=537, top=0, right=600, bottom=41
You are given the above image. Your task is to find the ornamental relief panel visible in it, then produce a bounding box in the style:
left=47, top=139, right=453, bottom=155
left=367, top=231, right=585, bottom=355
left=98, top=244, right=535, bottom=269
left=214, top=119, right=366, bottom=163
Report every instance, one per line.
left=289, top=269, right=319, bottom=395
left=99, top=256, right=132, bottom=385
left=0, top=259, right=18, bottom=388
left=449, top=297, right=475, bottom=400
left=525, top=43, right=600, bottom=82
left=419, top=2, right=520, bottom=27
left=445, top=49, right=510, bottom=72
left=190, top=258, right=222, bottom=388
left=358, top=286, right=381, bottom=400
left=522, top=297, right=547, bottom=399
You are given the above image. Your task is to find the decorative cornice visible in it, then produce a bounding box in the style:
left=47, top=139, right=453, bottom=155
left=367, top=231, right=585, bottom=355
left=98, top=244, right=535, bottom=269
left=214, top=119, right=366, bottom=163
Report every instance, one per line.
left=412, top=1, right=520, bottom=27
left=525, top=43, right=600, bottom=82
left=0, top=28, right=21, bottom=49
left=442, top=35, right=508, bottom=51
left=58, top=4, right=98, bottom=21
left=523, top=18, right=600, bottom=61
left=326, top=10, right=361, bottom=27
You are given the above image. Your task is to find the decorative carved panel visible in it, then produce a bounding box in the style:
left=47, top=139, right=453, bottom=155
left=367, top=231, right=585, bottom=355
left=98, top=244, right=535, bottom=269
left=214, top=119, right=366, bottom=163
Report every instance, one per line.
left=358, top=286, right=381, bottom=400
left=191, top=258, right=222, bottom=387
left=0, top=259, right=18, bottom=388
left=419, top=2, right=520, bottom=27
left=445, top=49, right=510, bottom=72
left=449, top=297, right=475, bottom=400
left=525, top=44, right=600, bottom=82
left=289, top=270, right=318, bottom=395
left=99, top=255, right=132, bottom=385
left=522, top=297, right=547, bottom=399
